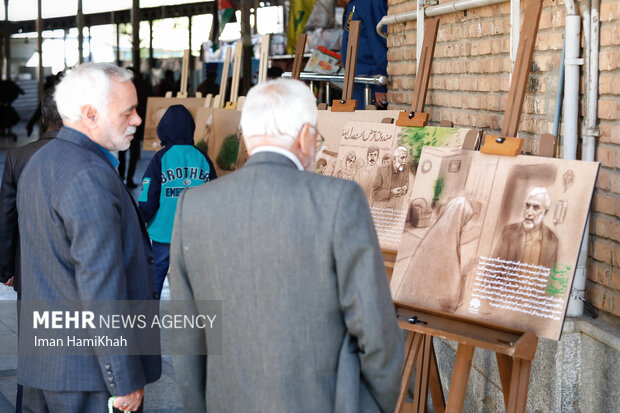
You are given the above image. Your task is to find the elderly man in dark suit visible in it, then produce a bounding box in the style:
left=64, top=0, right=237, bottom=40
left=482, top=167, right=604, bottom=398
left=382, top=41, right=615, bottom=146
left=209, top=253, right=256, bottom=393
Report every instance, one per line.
left=0, top=92, right=62, bottom=413
left=169, top=78, right=403, bottom=412
left=17, top=63, right=161, bottom=412
left=493, top=186, right=559, bottom=268
left=1, top=93, right=63, bottom=294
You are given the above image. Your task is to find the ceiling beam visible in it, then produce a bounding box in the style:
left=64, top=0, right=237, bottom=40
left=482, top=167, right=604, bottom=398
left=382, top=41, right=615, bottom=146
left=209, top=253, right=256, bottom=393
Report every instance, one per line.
left=14, top=2, right=216, bottom=34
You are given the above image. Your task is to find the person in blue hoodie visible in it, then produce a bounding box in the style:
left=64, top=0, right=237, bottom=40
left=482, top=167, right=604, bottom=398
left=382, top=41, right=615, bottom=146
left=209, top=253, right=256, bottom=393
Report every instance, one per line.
left=139, top=104, right=216, bottom=295
left=339, top=0, right=388, bottom=108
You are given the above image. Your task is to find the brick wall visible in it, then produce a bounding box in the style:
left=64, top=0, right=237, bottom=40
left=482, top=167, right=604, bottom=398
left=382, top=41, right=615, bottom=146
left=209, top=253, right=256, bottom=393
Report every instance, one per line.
left=386, top=0, right=620, bottom=320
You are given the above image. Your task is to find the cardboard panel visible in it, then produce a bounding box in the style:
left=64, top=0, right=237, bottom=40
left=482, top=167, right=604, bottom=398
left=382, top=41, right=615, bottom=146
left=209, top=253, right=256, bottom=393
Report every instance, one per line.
left=193, top=107, right=243, bottom=177
left=321, top=122, right=480, bottom=250
left=390, top=148, right=599, bottom=340
left=316, top=109, right=401, bottom=163
left=143, top=97, right=206, bottom=151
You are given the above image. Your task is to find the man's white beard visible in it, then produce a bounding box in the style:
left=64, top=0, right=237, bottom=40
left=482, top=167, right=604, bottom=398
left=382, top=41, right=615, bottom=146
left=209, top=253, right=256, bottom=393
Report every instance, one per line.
left=110, top=125, right=136, bottom=151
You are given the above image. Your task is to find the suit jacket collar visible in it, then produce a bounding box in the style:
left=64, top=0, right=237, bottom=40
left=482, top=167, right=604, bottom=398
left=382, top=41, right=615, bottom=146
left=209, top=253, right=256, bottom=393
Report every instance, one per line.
left=57, top=126, right=116, bottom=168
left=245, top=150, right=301, bottom=170
left=40, top=129, right=59, bottom=141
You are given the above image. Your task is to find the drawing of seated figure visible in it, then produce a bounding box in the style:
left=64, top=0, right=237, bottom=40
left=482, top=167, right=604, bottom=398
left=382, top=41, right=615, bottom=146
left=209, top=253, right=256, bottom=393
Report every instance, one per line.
left=394, top=196, right=475, bottom=313
left=492, top=186, right=559, bottom=268
left=373, top=146, right=410, bottom=209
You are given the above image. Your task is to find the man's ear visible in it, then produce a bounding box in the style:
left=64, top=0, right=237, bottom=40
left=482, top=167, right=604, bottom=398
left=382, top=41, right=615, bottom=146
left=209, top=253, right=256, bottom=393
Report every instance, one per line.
left=297, top=124, right=313, bottom=158
left=81, top=105, right=98, bottom=126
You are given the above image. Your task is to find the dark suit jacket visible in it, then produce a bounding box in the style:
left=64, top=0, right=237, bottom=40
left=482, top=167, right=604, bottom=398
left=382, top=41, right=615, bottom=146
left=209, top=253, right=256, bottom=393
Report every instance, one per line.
left=170, top=151, right=404, bottom=412
left=0, top=130, right=57, bottom=293
left=494, top=222, right=559, bottom=268
left=16, top=127, right=161, bottom=394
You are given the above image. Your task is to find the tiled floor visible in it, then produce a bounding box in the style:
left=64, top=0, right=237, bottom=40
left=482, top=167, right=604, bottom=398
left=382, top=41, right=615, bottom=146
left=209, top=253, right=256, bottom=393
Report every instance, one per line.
left=0, top=123, right=181, bottom=412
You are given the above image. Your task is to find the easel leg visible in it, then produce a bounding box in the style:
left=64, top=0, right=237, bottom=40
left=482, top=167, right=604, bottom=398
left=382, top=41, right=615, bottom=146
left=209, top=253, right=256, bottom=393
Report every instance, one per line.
left=445, top=344, right=474, bottom=413
left=412, top=335, right=432, bottom=412
left=506, top=358, right=532, bottom=413
left=429, top=344, right=445, bottom=413
left=496, top=353, right=513, bottom=411
left=396, top=333, right=423, bottom=413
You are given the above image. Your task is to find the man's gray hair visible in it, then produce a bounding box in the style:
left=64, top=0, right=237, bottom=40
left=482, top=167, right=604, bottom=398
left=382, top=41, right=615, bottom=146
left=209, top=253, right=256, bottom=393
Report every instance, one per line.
left=394, top=146, right=407, bottom=156
left=240, top=78, right=317, bottom=146
left=527, top=186, right=552, bottom=210
left=54, top=63, right=133, bottom=122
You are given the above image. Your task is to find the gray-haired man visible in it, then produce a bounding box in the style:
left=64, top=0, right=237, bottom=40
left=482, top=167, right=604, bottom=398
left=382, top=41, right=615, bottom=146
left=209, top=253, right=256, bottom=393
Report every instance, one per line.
left=17, top=62, right=161, bottom=412
left=170, top=78, right=403, bottom=412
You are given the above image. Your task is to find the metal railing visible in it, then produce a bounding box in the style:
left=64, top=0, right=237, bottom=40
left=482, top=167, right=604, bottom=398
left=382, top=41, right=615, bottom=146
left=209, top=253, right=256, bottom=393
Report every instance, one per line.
left=282, top=72, right=388, bottom=108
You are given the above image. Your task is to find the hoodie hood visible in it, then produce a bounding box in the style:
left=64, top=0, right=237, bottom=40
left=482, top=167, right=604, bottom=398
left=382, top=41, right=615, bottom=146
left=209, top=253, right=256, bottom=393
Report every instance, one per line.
left=157, top=104, right=195, bottom=147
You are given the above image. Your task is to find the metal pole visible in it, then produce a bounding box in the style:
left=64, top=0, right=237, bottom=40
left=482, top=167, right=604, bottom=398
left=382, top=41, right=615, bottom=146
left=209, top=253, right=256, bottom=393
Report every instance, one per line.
left=113, top=11, right=120, bottom=65
left=87, top=26, right=92, bottom=62
left=0, top=32, right=4, bottom=81
left=325, top=82, right=331, bottom=104
left=148, top=19, right=154, bottom=71
left=131, top=0, right=140, bottom=71
left=4, top=0, right=10, bottom=80
left=77, top=0, right=84, bottom=64
left=241, top=0, right=251, bottom=94
left=37, top=0, right=43, bottom=98
left=188, top=15, right=193, bottom=94
left=63, top=29, right=68, bottom=69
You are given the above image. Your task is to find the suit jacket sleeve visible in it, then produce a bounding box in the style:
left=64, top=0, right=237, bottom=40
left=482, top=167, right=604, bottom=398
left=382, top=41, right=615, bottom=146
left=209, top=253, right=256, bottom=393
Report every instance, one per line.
left=57, top=166, right=147, bottom=396
left=333, top=182, right=404, bottom=412
left=169, top=190, right=207, bottom=412
left=0, top=151, right=17, bottom=282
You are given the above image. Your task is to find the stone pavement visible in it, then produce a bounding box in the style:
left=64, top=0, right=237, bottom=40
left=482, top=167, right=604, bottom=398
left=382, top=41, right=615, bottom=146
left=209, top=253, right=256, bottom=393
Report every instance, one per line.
left=0, top=123, right=184, bottom=412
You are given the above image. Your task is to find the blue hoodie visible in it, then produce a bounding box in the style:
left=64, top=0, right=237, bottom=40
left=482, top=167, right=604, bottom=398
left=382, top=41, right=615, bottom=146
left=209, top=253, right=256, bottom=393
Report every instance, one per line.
left=138, top=105, right=216, bottom=243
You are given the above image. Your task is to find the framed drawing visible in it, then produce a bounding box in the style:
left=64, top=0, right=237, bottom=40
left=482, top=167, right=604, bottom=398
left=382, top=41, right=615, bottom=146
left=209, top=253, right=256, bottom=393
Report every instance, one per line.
left=390, top=147, right=599, bottom=339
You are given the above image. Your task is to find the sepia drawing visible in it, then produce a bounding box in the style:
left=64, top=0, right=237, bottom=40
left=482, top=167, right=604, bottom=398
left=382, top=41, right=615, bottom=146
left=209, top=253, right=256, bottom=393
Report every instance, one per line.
left=390, top=148, right=599, bottom=340
left=332, top=122, right=479, bottom=250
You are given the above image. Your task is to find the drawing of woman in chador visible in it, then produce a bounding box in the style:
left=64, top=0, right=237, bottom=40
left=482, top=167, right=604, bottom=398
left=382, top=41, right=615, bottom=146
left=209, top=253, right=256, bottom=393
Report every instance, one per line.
left=393, top=196, right=475, bottom=313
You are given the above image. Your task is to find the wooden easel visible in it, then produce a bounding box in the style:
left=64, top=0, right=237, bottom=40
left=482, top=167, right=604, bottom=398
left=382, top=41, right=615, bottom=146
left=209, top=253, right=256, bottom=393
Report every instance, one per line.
left=213, top=47, right=232, bottom=109
left=225, top=42, right=244, bottom=110
left=395, top=1, right=547, bottom=412
left=291, top=34, right=307, bottom=80
left=257, top=34, right=271, bottom=84
left=331, top=20, right=361, bottom=112
left=395, top=18, right=439, bottom=128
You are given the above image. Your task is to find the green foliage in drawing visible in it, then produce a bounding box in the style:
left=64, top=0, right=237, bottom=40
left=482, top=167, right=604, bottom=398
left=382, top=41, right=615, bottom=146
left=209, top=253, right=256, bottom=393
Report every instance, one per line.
left=398, top=126, right=461, bottom=171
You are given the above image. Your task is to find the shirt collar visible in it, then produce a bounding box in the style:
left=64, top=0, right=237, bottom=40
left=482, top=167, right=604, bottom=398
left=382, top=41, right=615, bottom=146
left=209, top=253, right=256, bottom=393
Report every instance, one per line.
left=252, top=146, right=304, bottom=171
left=93, top=142, right=120, bottom=168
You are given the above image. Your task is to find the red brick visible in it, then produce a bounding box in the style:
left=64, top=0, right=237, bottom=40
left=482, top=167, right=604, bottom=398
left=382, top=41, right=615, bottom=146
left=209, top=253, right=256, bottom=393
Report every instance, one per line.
left=592, top=194, right=616, bottom=215
left=608, top=124, right=620, bottom=145
left=588, top=261, right=612, bottom=286
left=608, top=221, right=620, bottom=243
left=612, top=269, right=620, bottom=291
left=586, top=282, right=619, bottom=316
left=597, top=147, right=616, bottom=168
left=599, top=51, right=620, bottom=71
left=598, top=100, right=619, bottom=120
left=594, top=216, right=611, bottom=238
left=597, top=170, right=611, bottom=191
left=593, top=239, right=613, bottom=264
left=611, top=174, right=620, bottom=194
